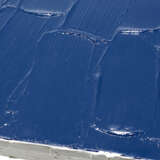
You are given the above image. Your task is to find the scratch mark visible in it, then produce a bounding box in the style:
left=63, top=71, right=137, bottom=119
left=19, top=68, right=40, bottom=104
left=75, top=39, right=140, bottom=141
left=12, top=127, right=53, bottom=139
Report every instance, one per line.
left=154, top=45, right=160, bottom=93
left=153, top=45, right=160, bottom=132
left=91, top=69, right=102, bottom=118
left=108, top=0, right=132, bottom=33
left=59, top=0, right=80, bottom=28
left=0, top=0, right=24, bottom=33
left=86, top=45, right=96, bottom=79
left=95, top=45, right=110, bottom=68
left=6, top=61, right=35, bottom=107
left=38, top=0, right=79, bottom=35
left=0, top=0, right=8, bottom=7
left=120, top=0, right=132, bottom=20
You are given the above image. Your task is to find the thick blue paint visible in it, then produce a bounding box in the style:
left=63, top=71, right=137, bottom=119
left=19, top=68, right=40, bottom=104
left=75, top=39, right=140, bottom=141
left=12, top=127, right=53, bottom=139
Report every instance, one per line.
left=0, top=0, right=160, bottom=159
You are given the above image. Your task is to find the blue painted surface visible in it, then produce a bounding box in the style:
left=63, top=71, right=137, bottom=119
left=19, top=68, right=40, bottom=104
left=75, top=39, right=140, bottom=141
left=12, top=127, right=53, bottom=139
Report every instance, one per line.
left=0, top=0, right=160, bottom=159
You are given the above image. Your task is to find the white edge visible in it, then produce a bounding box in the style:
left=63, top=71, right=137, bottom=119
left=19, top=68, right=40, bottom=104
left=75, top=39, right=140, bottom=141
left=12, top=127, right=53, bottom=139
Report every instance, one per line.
left=0, top=138, right=140, bottom=160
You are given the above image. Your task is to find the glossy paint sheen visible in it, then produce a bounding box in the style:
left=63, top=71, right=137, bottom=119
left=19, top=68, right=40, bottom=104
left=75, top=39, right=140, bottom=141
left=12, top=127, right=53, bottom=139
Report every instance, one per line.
left=0, top=0, right=160, bottom=159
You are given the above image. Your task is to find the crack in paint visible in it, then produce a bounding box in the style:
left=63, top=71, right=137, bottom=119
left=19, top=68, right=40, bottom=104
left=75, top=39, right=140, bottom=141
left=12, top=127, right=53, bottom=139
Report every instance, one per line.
left=0, top=5, right=65, bottom=18
left=90, top=124, right=144, bottom=138
left=38, top=28, right=108, bottom=45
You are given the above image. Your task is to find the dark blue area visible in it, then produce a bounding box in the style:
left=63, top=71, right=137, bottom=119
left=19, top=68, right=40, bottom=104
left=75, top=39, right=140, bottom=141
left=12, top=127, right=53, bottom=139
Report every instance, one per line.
left=0, top=0, right=160, bottom=159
